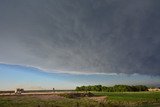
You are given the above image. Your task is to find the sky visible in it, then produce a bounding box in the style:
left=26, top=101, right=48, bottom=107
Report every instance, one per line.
left=0, top=0, right=160, bottom=90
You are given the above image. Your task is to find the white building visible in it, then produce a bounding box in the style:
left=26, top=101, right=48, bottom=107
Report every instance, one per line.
left=15, top=88, right=24, bottom=94
left=148, top=88, right=160, bottom=91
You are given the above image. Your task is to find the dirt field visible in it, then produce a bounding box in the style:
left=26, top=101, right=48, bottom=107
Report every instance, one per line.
left=0, top=92, right=109, bottom=107
left=0, top=91, right=72, bottom=96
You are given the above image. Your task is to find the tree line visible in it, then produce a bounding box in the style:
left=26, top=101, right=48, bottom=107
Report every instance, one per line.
left=75, top=85, right=148, bottom=92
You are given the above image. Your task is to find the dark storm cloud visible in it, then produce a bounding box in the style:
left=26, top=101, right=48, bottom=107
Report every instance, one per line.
left=0, top=0, right=160, bottom=75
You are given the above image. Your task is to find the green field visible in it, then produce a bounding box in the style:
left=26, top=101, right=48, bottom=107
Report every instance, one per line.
left=0, top=92, right=160, bottom=107
left=93, top=91, right=160, bottom=106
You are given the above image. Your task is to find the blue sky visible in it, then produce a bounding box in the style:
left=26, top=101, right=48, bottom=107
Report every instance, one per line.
left=0, top=63, right=159, bottom=90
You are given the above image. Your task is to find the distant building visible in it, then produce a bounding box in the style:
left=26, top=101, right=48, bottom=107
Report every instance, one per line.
left=148, top=88, right=160, bottom=91
left=15, top=88, right=24, bottom=94
left=53, top=88, right=55, bottom=92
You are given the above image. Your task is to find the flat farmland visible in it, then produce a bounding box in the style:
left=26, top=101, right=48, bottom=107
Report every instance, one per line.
left=0, top=92, right=105, bottom=107
left=0, top=91, right=160, bottom=107
left=93, top=91, right=160, bottom=106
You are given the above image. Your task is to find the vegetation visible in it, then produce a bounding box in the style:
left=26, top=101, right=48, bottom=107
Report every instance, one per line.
left=59, top=92, right=94, bottom=98
left=0, top=95, right=117, bottom=107
left=0, top=92, right=160, bottom=107
left=76, top=85, right=148, bottom=92
left=94, top=91, right=160, bottom=106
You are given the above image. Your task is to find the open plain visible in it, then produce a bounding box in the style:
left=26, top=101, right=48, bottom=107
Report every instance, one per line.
left=0, top=91, right=160, bottom=107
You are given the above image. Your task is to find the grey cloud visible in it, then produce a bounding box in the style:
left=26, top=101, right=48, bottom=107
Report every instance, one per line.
left=0, top=0, right=160, bottom=75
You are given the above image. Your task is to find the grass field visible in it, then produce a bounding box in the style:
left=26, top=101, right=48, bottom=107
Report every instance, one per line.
left=93, top=91, right=160, bottom=106
left=0, top=92, right=160, bottom=107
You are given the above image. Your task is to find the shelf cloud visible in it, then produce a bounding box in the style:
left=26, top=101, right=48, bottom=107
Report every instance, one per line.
left=0, top=0, right=160, bottom=75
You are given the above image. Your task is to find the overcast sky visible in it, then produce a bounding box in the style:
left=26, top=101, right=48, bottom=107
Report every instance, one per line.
left=0, top=0, right=160, bottom=89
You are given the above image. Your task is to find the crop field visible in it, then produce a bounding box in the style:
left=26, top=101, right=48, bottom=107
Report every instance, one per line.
left=93, top=91, right=160, bottom=106
left=0, top=92, right=160, bottom=107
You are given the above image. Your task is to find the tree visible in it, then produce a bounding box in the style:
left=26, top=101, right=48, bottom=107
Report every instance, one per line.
left=75, top=85, right=148, bottom=92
